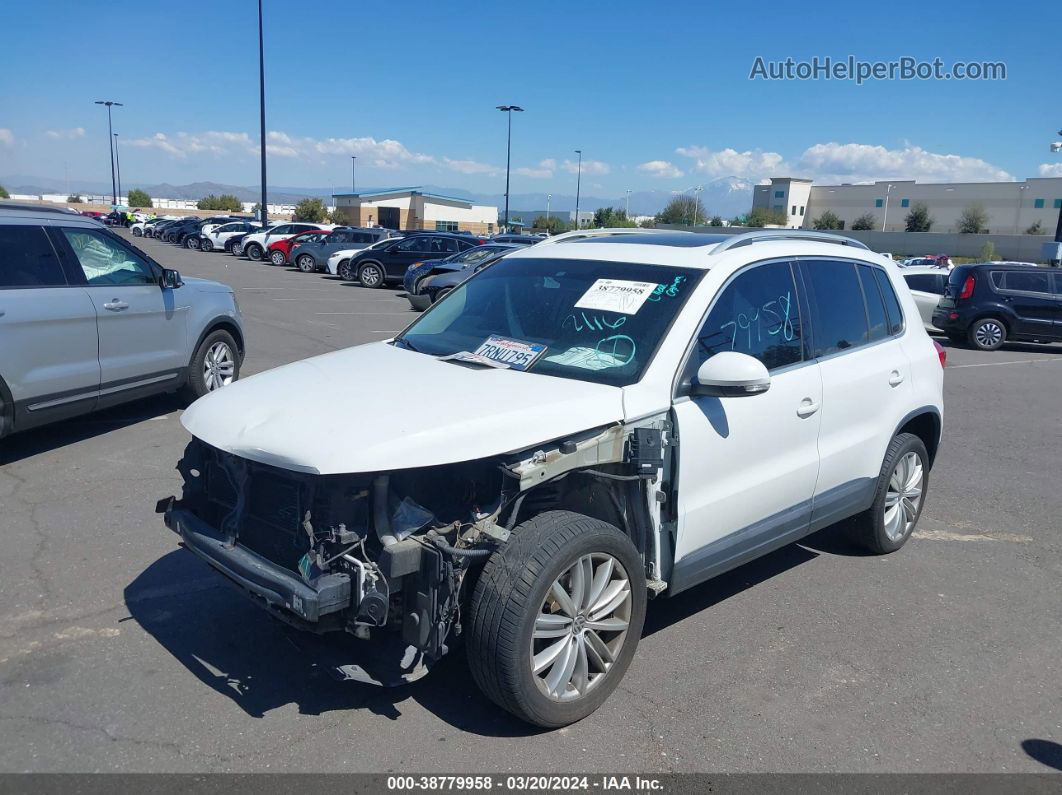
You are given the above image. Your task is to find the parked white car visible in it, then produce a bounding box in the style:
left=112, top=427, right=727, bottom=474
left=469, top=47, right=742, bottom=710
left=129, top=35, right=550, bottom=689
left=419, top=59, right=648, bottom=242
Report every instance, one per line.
left=199, top=220, right=262, bottom=253
left=900, top=266, right=947, bottom=330
left=163, top=228, right=944, bottom=728
left=239, top=222, right=333, bottom=261
left=326, top=237, right=398, bottom=276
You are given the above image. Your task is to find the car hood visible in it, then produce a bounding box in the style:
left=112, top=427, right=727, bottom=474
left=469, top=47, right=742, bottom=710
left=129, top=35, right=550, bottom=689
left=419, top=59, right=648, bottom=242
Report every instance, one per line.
left=181, top=341, right=624, bottom=474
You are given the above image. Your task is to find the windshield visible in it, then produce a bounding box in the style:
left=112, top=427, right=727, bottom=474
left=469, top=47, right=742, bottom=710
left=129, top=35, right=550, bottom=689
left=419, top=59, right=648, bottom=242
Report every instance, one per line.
left=397, top=257, right=703, bottom=386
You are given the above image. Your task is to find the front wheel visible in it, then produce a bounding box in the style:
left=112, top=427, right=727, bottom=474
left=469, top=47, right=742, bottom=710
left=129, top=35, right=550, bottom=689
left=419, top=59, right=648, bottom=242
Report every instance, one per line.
left=269, top=249, right=286, bottom=266
left=431, top=287, right=452, bottom=304
left=245, top=243, right=264, bottom=261
left=969, top=317, right=1006, bottom=351
left=200, top=238, right=213, bottom=252
left=296, top=254, right=316, bottom=273
left=185, top=236, right=200, bottom=250
left=337, top=259, right=354, bottom=281
left=182, top=330, right=241, bottom=401
left=132, top=227, right=143, bottom=237
left=467, top=510, right=646, bottom=728
left=845, top=433, right=929, bottom=554
left=358, top=262, right=385, bottom=288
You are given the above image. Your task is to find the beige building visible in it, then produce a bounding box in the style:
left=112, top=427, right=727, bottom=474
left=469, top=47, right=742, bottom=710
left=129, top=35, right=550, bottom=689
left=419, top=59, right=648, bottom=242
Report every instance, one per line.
left=754, top=176, right=1062, bottom=234
left=332, top=188, right=498, bottom=234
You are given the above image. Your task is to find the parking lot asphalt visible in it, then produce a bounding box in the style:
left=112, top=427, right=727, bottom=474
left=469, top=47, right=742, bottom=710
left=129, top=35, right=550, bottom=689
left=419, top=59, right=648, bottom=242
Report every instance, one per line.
left=1, top=232, right=1061, bottom=774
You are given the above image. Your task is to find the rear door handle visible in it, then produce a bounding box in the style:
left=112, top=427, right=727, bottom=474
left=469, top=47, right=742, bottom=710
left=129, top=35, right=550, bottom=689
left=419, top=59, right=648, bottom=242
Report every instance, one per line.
left=103, top=299, right=129, bottom=312
left=889, top=370, right=905, bottom=387
left=797, top=398, right=820, bottom=418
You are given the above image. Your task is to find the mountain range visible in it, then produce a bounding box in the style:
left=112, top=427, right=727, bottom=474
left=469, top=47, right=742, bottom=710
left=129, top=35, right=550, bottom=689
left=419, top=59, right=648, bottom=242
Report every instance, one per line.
left=1, top=174, right=756, bottom=218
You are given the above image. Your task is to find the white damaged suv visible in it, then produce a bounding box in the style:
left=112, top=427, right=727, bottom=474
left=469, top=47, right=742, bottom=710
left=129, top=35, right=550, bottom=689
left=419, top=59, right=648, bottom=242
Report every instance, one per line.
left=162, top=229, right=944, bottom=727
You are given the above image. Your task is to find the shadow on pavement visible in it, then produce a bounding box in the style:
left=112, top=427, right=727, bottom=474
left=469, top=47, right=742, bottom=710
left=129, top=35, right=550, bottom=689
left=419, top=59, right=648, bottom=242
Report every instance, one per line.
left=1022, top=739, right=1062, bottom=771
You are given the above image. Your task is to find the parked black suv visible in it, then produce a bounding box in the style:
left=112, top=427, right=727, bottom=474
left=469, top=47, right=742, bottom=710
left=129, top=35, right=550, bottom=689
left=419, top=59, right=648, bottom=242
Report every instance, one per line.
left=933, top=263, right=1062, bottom=350
left=343, top=232, right=480, bottom=287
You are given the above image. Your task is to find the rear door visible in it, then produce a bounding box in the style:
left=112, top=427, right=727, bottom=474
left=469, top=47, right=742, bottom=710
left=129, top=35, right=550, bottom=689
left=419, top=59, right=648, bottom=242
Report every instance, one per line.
left=0, top=224, right=100, bottom=426
left=996, top=270, right=1058, bottom=338
left=56, top=227, right=188, bottom=393
left=801, top=259, right=914, bottom=528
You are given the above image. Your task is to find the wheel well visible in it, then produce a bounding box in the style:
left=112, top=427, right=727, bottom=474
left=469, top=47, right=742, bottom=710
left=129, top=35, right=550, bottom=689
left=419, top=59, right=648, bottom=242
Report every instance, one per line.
left=897, top=411, right=940, bottom=468
left=193, top=320, right=245, bottom=362
left=972, top=312, right=1010, bottom=333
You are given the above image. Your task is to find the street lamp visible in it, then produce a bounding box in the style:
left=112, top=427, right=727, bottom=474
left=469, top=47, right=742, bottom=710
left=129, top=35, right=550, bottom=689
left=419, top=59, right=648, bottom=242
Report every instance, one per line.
left=574, top=149, right=583, bottom=229
left=546, top=193, right=551, bottom=225
left=691, top=185, right=703, bottom=227
left=351, top=156, right=357, bottom=193
left=257, top=0, right=268, bottom=227
left=114, top=133, right=122, bottom=205
left=94, top=100, right=122, bottom=206
left=880, top=183, right=894, bottom=231
left=496, top=105, right=523, bottom=231
left=1053, top=130, right=1062, bottom=246
left=625, top=189, right=632, bottom=218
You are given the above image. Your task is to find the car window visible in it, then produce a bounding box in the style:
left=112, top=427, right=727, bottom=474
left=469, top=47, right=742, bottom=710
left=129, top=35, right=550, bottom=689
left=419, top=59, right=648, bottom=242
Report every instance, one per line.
left=1002, top=271, right=1051, bottom=294
left=904, top=274, right=943, bottom=294
left=394, top=237, right=428, bottom=253
left=858, top=264, right=889, bottom=342
left=872, top=268, right=904, bottom=335
left=0, top=225, right=67, bottom=288
left=269, top=225, right=291, bottom=235
left=684, top=260, right=805, bottom=376
left=458, top=246, right=503, bottom=265
left=1052, top=274, right=1062, bottom=297
left=62, top=228, right=156, bottom=286
left=803, top=260, right=870, bottom=356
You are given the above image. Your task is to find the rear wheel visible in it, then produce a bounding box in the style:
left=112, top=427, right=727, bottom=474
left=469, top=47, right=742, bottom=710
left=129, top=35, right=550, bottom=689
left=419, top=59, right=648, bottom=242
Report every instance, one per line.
left=296, top=254, right=316, bottom=273
left=337, top=259, right=354, bottom=281
left=845, top=433, right=929, bottom=554
left=969, top=317, right=1006, bottom=351
left=185, top=236, right=200, bottom=250
left=183, top=330, right=241, bottom=401
left=269, top=249, right=286, bottom=266
left=358, top=261, right=385, bottom=288
left=245, top=243, right=264, bottom=261
left=468, top=510, right=646, bottom=728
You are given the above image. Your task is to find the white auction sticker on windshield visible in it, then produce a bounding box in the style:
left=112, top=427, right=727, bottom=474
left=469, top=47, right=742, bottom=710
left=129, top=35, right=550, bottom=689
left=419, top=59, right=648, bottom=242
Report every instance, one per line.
left=574, top=279, right=659, bottom=315
left=474, top=335, right=547, bottom=371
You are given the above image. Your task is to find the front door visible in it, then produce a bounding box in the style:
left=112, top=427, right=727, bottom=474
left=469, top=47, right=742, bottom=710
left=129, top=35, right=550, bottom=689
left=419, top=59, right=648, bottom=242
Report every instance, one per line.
left=57, top=227, right=188, bottom=393
left=384, top=235, right=437, bottom=279
left=378, top=207, right=400, bottom=230
left=671, top=260, right=821, bottom=591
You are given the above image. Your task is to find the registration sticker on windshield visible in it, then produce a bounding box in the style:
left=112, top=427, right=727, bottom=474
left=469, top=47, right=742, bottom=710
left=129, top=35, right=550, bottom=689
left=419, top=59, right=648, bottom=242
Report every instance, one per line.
left=575, top=278, right=659, bottom=315
left=474, top=335, right=547, bottom=371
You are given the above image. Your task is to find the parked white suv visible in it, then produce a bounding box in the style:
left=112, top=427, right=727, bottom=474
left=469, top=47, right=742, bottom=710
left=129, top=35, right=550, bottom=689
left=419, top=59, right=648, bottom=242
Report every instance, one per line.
left=240, top=222, right=332, bottom=261
left=162, top=229, right=944, bottom=727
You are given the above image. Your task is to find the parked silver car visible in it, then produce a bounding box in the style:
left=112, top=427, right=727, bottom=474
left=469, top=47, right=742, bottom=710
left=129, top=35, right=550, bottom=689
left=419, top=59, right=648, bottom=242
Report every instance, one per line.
left=0, top=205, right=244, bottom=439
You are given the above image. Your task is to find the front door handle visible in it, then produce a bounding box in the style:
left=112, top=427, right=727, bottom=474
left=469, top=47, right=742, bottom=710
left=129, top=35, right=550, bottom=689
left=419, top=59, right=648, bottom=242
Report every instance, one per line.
left=797, top=398, right=820, bottom=418
left=103, top=299, right=129, bottom=312
left=889, top=370, right=905, bottom=387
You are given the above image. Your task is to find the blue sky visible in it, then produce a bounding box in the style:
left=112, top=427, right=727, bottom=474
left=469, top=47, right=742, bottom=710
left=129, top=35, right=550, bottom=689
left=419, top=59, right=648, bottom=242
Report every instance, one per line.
left=0, top=0, right=1058, bottom=198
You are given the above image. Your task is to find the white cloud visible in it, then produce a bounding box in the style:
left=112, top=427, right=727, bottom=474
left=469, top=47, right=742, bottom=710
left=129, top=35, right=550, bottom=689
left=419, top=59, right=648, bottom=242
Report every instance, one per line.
left=563, top=158, right=610, bottom=176
left=126, top=131, right=253, bottom=158
left=637, top=159, right=684, bottom=178
left=796, top=142, right=1013, bottom=184
left=440, top=157, right=498, bottom=176
left=1038, top=162, right=1062, bottom=178
left=675, top=145, right=785, bottom=179
left=0, top=128, right=14, bottom=147
left=515, top=158, right=555, bottom=178
left=45, top=127, right=85, bottom=140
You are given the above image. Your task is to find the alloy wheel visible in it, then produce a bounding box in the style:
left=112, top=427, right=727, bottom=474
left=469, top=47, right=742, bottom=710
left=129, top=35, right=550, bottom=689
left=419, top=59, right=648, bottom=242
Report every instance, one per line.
left=360, top=264, right=382, bottom=287
left=270, top=250, right=285, bottom=265
left=297, top=255, right=315, bottom=272
left=974, top=321, right=1003, bottom=349
left=530, top=553, right=632, bottom=702
left=883, top=451, right=924, bottom=541
left=203, top=341, right=236, bottom=392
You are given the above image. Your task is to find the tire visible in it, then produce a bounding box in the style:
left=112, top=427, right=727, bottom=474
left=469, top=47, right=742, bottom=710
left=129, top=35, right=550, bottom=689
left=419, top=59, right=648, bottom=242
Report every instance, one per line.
left=182, top=329, right=241, bottom=401
left=358, top=261, right=385, bottom=288
left=431, top=287, right=452, bottom=304
left=968, top=317, right=1006, bottom=351
left=245, top=243, right=264, bottom=261
left=132, top=227, right=143, bottom=237
left=200, top=238, right=213, bottom=252
left=337, top=259, right=354, bottom=281
left=269, top=249, right=286, bottom=266
left=467, top=510, right=647, bottom=728
left=185, top=236, right=200, bottom=250
left=844, top=433, right=929, bottom=554
left=296, top=254, right=316, bottom=273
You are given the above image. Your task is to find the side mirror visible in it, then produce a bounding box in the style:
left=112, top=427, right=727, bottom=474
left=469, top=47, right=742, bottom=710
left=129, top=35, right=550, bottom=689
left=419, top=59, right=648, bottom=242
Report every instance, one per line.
left=691, top=352, right=770, bottom=398
left=160, top=269, right=183, bottom=289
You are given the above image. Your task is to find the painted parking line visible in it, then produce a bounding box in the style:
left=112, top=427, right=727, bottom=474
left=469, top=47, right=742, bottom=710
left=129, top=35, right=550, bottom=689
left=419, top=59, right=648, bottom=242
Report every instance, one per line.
left=314, top=312, right=412, bottom=316
left=948, top=357, right=1061, bottom=369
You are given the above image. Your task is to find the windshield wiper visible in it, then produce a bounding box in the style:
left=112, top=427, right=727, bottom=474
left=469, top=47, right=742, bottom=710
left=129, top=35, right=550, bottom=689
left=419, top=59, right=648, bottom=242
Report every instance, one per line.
left=393, top=337, right=421, bottom=353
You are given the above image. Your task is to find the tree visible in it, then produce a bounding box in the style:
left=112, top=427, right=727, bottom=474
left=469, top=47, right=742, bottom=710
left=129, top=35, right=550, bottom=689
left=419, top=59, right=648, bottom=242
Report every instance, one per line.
left=1025, top=220, right=1044, bottom=235
left=812, top=210, right=842, bottom=230
left=128, top=188, right=152, bottom=208
left=67, top=194, right=83, bottom=204
left=592, top=206, right=637, bottom=228
left=979, top=241, right=999, bottom=262
left=904, top=202, right=933, bottom=232
left=656, top=195, right=707, bottom=226
left=532, top=215, right=570, bottom=234
left=746, top=207, right=787, bottom=227
left=709, top=216, right=724, bottom=227
left=0, top=184, right=8, bottom=199
left=293, top=197, right=327, bottom=223
left=851, top=212, right=876, bottom=231
left=958, top=203, right=988, bottom=234
left=197, top=193, right=243, bottom=212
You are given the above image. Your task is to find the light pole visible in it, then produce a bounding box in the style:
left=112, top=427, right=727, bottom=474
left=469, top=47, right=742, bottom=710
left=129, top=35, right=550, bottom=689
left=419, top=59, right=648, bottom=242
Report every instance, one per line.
left=546, top=193, right=551, bottom=226
left=625, top=189, right=632, bottom=218
left=113, top=133, right=122, bottom=205
left=496, top=105, right=523, bottom=231
left=574, top=149, right=582, bottom=229
left=1015, top=183, right=1027, bottom=234
left=94, top=100, right=122, bottom=206
left=1052, top=132, right=1062, bottom=245
left=691, top=185, right=703, bottom=227
left=880, top=183, right=893, bottom=231
left=257, top=0, right=268, bottom=227
left=351, top=156, right=357, bottom=193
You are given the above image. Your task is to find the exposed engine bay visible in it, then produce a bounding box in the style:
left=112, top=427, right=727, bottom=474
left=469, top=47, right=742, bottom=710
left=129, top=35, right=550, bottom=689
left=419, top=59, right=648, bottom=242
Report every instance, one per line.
left=161, top=418, right=672, bottom=685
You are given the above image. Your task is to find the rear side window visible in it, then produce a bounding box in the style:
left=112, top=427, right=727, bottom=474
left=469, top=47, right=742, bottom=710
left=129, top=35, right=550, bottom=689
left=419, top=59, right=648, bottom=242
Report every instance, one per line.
left=1001, top=271, right=1051, bottom=294
left=873, top=268, right=905, bottom=336
left=905, top=274, right=944, bottom=294
left=858, top=265, right=889, bottom=342
left=0, top=225, right=67, bottom=287
left=802, top=260, right=868, bottom=355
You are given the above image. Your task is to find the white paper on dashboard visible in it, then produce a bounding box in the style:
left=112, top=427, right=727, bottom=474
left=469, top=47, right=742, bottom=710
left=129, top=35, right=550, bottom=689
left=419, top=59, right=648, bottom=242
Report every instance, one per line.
left=574, top=279, right=659, bottom=315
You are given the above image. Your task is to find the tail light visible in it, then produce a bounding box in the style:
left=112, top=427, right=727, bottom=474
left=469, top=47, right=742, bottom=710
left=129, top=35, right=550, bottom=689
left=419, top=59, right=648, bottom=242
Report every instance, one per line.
left=933, top=340, right=947, bottom=368
left=958, top=275, right=975, bottom=300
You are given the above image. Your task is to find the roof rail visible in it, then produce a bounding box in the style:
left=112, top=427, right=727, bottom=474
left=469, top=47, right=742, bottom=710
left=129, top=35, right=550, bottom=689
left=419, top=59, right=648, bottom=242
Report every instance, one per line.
left=710, top=229, right=870, bottom=254
left=536, top=227, right=688, bottom=245
left=0, top=202, right=85, bottom=216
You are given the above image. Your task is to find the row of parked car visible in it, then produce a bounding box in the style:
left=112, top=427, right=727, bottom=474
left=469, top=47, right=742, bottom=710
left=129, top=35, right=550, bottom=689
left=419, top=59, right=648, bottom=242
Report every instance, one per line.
left=138, top=214, right=544, bottom=310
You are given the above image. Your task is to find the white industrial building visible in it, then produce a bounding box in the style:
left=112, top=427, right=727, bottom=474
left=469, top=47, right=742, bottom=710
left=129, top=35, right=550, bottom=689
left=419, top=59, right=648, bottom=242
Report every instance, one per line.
left=332, top=188, right=498, bottom=234
left=754, top=176, right=1062, bottom=234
